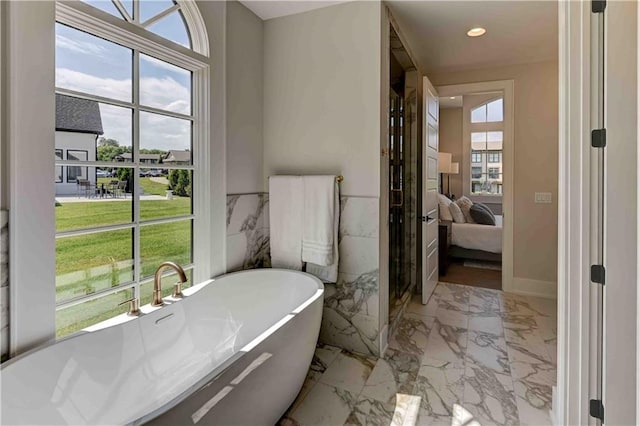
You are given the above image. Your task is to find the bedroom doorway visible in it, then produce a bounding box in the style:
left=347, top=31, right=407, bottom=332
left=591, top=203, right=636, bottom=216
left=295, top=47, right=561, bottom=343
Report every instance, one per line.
left=435, top=80, right=514, bottom=292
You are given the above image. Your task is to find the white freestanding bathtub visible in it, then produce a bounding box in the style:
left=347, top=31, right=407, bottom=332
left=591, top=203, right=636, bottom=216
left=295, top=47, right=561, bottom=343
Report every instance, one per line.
left=1, top=269, right=324, bottom=425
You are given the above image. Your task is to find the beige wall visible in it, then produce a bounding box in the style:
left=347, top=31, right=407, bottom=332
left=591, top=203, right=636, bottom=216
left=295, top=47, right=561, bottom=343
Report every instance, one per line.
left=262, top=1, right=382, bottom=197
left=439, top=107, right=463, bottom=198
left=431, top=60, right=558, bottom=284
left=226, top=1, right=264, bottom=194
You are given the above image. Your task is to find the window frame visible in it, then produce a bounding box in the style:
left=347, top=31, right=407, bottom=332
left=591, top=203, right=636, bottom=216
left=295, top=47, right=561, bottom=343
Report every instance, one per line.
left=468, top=96, right=504, bottom=198
left=51, top=2, right=211, bottom=336
left=6, top=0, right=217, bottom=354
left=55, top=149, right=64, bottom=183
left=65, top=149, right=89, bottom=183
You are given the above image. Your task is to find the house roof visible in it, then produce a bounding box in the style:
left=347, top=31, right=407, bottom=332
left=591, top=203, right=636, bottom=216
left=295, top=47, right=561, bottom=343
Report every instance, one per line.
left=163, top=150, right=191, bottom=163
left=56, top=94, right=104, bottom=135
left=115, top=153, right=162, bottom=161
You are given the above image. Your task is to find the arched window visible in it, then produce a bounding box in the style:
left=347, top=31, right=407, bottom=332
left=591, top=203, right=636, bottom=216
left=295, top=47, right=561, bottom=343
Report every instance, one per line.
left=53, top=0, right=209, bottom=337
left=469, top=98, right=503, bottom=195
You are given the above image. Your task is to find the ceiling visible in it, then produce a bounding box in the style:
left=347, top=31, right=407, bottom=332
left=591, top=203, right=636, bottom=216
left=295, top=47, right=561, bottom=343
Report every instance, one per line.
left=239, top=1, right=557, bottom=74
left=387, top=1, right=558, bottom=73
left=238, top=1, right=349, bottom=20
left=439, top=95, right=463, bottom=109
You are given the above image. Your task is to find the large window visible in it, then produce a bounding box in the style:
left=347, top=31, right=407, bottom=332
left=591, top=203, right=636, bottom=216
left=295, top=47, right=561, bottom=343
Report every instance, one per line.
left=469, top=98, right=503, bottom=195
left=54, top=1, right=206, bottom=338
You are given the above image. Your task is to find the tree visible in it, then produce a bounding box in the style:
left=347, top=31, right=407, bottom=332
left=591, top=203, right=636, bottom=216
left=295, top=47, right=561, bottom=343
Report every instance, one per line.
left=98, top=137, right=120, bottom=147
left=168, top=169, right=191, bottom=197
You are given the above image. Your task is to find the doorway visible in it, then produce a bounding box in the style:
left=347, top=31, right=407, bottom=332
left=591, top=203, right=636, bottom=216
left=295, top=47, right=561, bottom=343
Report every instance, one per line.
left=388, top=25, right=419, bottom=326
left=435, top=81, right=515, bottom=293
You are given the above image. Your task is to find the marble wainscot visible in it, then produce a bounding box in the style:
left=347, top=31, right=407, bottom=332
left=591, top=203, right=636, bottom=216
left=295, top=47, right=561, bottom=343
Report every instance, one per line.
left=226, top=193, right=270, bottom=272
left=1, top=210, right=8, bottom=362
left=319, top=196, right=381, bottom=357
left=226, top=193, right=383, bottom=358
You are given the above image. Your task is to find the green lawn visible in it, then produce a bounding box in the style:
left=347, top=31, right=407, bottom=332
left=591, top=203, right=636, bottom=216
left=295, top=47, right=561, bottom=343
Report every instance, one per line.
left=55, top=178, right=193, bottom=337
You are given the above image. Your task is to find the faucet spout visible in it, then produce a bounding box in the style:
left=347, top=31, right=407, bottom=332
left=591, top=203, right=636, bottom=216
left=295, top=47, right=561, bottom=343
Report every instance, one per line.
left=152, top=261, right=188, bottom=307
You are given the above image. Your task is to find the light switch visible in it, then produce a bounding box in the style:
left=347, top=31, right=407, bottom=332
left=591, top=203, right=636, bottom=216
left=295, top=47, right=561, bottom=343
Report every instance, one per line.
left=535, top=192, right=552, bottom=204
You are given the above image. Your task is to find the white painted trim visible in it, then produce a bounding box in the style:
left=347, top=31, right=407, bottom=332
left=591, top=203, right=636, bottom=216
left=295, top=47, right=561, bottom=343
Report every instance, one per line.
left=509, top=277, right=557, bottom=299
left=436, top=80, right=514, bottom=294
left=557, top=1, right=592, bottom=424
left=8, top=1, right=57, bottom=356
left=56, top=2, right=208, bottom=70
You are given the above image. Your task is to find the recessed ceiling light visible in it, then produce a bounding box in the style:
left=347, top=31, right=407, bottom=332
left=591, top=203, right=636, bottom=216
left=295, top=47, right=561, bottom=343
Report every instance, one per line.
left=467, top=27, right=486, bottom=37
left=449, top=97, right=456, bottom=100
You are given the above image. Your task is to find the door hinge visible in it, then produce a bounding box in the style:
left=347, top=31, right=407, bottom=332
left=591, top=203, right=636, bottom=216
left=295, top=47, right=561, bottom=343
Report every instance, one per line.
left=592, top=0, right=606, bottom=13
left=591, top=129, right=606, bottom=148
left=591, top=265, right=606, bottom=285
left=590, top=399, right=604, bottom=421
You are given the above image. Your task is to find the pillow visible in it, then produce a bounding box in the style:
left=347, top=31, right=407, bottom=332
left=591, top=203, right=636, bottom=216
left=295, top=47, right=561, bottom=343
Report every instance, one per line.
left=473, top=202, right=496, bottom=220
left=470, top=204, right=496, bottom=225
left=455, top=196, right=475, bottom=223
left=438, top=194, right=453, bottom=221
left=449, top=202, right=465, bottom=223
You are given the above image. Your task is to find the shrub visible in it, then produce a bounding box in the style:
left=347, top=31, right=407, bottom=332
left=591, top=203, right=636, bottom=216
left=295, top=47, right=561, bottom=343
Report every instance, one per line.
left=168, top=169, right=191, bottom=197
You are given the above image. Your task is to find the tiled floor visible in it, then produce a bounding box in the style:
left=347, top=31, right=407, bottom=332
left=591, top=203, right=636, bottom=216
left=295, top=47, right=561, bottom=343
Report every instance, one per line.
left=280, top=282, right=557, bottom=426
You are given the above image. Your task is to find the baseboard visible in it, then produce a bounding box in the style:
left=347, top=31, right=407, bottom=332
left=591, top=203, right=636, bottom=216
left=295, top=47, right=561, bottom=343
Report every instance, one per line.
left=508, top=277, right=557, bottom=299
left=550, top=386, right=559, bottom=425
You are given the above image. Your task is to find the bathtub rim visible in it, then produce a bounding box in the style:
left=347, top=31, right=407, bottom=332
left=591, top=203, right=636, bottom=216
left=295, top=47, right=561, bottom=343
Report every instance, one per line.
left=133, top=268, right=324, bottom=425
left=1, top=269, right=323, bottom=371
left=1, top=269, right=325, bottom=426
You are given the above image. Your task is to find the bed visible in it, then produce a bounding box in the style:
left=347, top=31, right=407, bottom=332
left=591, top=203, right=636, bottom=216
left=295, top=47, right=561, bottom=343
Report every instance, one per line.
left=450, top=215, right=502, bottom=261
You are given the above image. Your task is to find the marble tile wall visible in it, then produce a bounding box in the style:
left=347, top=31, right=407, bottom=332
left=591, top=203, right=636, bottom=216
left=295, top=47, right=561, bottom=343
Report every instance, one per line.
left=320, top=196, right=380, bottom=357
left=226, top=193, right=382, bottom=358
left=1, top=210, right=9, bottom=362
left=226, top=194, right=270, bottom=272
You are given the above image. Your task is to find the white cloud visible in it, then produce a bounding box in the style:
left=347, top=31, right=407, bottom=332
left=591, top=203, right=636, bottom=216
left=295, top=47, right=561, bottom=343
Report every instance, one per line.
left=56, top=34, right=107, bottom=56
left=56, top=68, right=191, bottom=151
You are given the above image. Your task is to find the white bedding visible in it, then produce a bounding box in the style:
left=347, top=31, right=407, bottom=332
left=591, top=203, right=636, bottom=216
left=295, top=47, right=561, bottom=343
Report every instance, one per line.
left=451, top=215, right=503, bottom=253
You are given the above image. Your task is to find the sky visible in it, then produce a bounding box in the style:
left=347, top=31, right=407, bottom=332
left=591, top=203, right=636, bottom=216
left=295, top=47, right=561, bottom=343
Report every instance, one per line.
left=55, top=1, right=193, bottom=153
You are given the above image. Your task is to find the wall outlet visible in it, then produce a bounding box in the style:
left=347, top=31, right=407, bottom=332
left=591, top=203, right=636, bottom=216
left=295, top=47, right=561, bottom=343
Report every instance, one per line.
left=535, top=192, right=552, bottom=204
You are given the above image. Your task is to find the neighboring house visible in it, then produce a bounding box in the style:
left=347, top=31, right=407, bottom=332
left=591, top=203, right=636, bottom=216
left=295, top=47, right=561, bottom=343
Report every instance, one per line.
left=55, top=94, right=103, bottom=196
left=115, top=153, right=163, bottom=164
left=163, top=150, right=191, bottom=165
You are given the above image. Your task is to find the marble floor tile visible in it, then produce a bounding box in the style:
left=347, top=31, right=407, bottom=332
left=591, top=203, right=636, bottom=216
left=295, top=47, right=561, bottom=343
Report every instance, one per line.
left=504, top=328, right=551, bottom=365
left=360, top=348, right=420, bottom=404
left=464, top=360, right=519, bottom=426
left=319, top=350, right=376, bottom=395
left=469, top=287, right=502, bottom=314
left=406, top=294, right=439, bottom=318
left=288, top=382, right=357, bottom=425
left=309, top=344, right=342, bottom=381
left=345, top=397, right=395, bottom=426
left=466, top=330, right=511, bottom=375
left=387, top=313, right=434, bottom=356
left=435, top=283, right=470, bottom=312
left=412, top=357, right=465, bottom=423
left=468, top=311, right=504, bottom=336
left=435, top=306, right=470, bottom=329
left=425, top=319, right=467, bottom=364
left=525, top=296, right=557, bottom=318
left=513, top=369, right=554, bottom=426
left=503, top=294, right=551, bottom=317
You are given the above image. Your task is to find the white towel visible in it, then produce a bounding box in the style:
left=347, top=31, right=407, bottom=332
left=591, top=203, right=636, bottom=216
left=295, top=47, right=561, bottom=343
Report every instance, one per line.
left=302, top=175, right=336, bottom=265
left=269, top=176, right=304, bottom=270
left=304, top=177, right=339, bottom=283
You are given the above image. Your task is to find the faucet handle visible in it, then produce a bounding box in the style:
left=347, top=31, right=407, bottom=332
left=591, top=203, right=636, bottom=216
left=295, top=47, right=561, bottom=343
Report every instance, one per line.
left=118, top=297, right=140, bottom=316
left=172, top=282, right=184, bottom=299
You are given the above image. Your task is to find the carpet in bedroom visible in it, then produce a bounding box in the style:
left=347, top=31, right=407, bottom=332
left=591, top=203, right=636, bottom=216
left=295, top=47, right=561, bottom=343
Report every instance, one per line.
left=440, top=259, right=502, bottom=290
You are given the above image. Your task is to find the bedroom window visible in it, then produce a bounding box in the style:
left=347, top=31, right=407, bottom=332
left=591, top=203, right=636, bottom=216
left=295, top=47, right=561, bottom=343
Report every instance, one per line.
left=53, top=0, right=209, bottom=338
left=469, top=98, right=503, bottom=196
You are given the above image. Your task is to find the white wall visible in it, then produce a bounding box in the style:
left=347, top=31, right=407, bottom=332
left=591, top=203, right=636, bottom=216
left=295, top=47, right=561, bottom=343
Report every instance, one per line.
left=55, top=132, right=97, bottom=196
left=432, top=60, right=559, bottom=285
left=263, top=1, right=382, bottom=197
left=226, top=1, right=264, bottom=195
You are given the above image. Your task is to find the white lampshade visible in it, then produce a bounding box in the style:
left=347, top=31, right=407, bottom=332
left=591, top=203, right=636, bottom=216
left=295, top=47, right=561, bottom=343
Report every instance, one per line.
left=438, top=152, right=452, bottom=173
left=449, top=162, right=460, bottom=174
